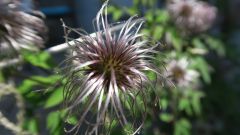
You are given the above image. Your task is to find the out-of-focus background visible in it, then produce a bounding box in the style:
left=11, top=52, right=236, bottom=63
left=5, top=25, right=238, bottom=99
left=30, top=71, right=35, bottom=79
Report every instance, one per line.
left=0, top=0, right=240, bottom=135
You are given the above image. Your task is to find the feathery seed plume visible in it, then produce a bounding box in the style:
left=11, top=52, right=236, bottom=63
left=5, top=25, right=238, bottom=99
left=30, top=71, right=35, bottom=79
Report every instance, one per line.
left=62, top=1, right=162, bottom=134
left=0, top=0, right=47, bottom=59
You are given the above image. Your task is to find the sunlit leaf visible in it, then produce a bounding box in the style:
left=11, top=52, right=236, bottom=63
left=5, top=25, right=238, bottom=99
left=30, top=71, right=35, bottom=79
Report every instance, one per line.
left=153, top=26, right=164, bottom=40
left=205, top=36, right=225, bottom=56
left=66, top=116, right=78, bottom=125
left=133, top=0, right=139, bottom=5
left=47, top=111, right=61, bottom=133
left=190, top=38, right=208, bottom=55
left=191, top=91, right=204, bottom=115
left=126, top=7, right=138, bottom=16
left=22, top=51, right=54, bottom=69
left=123, top=123, right=134, bottom=135
left=31, top=75, right=61, bottom=84
left=174, top=118, right=191, bottom=135
left=108, top=6, right=123, bottom=21
left=192, top=57, right=211, bottom=83
left=159, top=98, right=168, bottom=110
left=18, top=79, right=38, bottom=94
left=168, top=28, right=183, bottom=51
left=24, top=118, right=38, bottom=134
left=145, top=11, right=154, bottom=22
left=18, top=75, right=61, bottom=94
left=156, top=10, right=169, bottom=23
left=159, top=113, right=174, bottom=122
left=45, top=87, right=64, bottom=108
left=178, top=98, right=193, bottom=116
left=147, top=71, right=156, bottom=81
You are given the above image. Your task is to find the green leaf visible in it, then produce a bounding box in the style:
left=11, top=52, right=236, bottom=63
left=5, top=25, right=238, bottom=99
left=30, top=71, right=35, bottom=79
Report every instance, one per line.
left=205, top=36, right=225, bottom=56
left=156, top=10, right=169, bottom=23
left=192, top=38, right=206, bottom=49
left=18, top=79, right=38, bottom=94
left=45, top=87, right=64, bottom=108
left=113, top=10, right=123, bottom=21
left=22, top=51, right=54, bottom=69
left=108, top=6, right=123, bottom=21
left=159, top=98, right=168, bottom=110
left=31, top=75, right=61, bottom=84
left=66, top=116, right=78, bottom=125
left=147, top=71, right=156, bottom=81
left=153, top=26, right=164, bottom=40
left=126, top=7, right=138, bottom=16
left=141, top=28, right=150, bottom=36
left=142, top=0, right=147, bottom=6
left=25, top=118, right=38, bottom=134
left=190, top=91, right=204, bottom=115
left=124, top=96, right=132, bottom=110
left=105, top=119, right=118, bottom=132
left=123, top=123, right=134, bottom=135
left=190, top=38, right=208, bottom=55
left=133, top=0, right=139, bottom=5
left=192, top=57, right=211, bottom=83
left=145, top=11, right=154, bottom=22
left=47, top=111, right=61, bottom=133
left=178, top=98, right=193, bottom=116
left=174, top=118, right=191, bottom=135
left=168, top=28, right=182, bottom=51
left=159, top=113, right=174, bottom=122
left=18, top=75, right=61, bottom=94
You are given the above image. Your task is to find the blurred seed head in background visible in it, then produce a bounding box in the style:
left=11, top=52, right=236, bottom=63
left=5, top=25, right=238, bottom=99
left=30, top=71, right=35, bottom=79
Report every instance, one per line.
left=0, top=0, right=47, bottom=59
left=167, top=0, right=217, bottom=34
left=165, top=58, right=199, bottom=88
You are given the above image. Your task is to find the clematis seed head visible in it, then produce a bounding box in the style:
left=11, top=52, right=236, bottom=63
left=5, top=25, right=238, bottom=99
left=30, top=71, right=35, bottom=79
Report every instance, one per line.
left=62, top=1, right=162, bottom=134
left=167, top=0, right=217, bottom=34
left=164, top=58, right=199, bottom=88
left=0, top=0, right=47, bottom=59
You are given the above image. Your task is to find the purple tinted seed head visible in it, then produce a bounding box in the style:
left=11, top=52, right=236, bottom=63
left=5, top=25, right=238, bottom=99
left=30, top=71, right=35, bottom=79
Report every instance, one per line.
left=62, top=1, right=162, bottom=134
left=0, top=0, right=47, bottom=59
left=167, top=0, right=217, bottom=33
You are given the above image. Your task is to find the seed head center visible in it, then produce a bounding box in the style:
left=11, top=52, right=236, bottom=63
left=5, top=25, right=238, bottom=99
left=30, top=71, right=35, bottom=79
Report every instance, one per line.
left=103, top=56, right=121, bottom=72
left=180, top=4, right=192, bottom=17
left=172, top=67, right=185, bottom=80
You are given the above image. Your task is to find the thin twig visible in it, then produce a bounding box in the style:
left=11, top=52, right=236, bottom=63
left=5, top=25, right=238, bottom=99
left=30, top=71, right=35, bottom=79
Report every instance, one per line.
left=0, top=58, right=22, bottom=69
left=0, top=84, right=28, bottom=135
left=0, top=112, right=22, bottom=133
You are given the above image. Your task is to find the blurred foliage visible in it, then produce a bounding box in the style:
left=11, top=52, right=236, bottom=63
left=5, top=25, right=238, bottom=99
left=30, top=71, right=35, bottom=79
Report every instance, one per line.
left=107, top=0, right=239, bottom=135
left=0, top=0, right=240, bottom=135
